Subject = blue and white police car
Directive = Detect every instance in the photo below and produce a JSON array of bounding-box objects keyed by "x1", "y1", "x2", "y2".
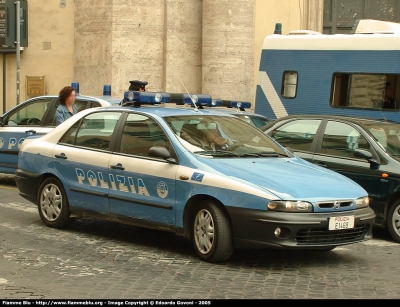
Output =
[
  {"x1": 15, "y1": 91, "x2": 375, "y2": 262},
  {"x1": 0, "y1": 84, "x2": 120, "y2": 174}
]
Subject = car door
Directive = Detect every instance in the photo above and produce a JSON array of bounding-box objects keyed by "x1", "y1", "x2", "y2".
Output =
[
  {"x1": 0, "y1": 97, "x2": 56, "y2": 173},
  {"x1": 52, "y1": 111, "x2": 123, "y2": 213},
  {"x1": 311, "y1": 120, "x2": 379, "y2": 198},
  {"x1": 108, "y1": 113, "x2": 178, "y2": 225},
  {"x1": 268, "y1": 119, "x2": 322, "y2": 161}
]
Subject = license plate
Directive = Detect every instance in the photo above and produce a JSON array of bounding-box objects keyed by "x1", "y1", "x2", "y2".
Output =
[{"x1": 328, "y1": 216, "x2": 354, "y2": 230}]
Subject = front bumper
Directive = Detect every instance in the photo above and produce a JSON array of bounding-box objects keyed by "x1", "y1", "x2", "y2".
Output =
[{"x1": 227, "y1": 206, "x2": 375, "y2": 249}]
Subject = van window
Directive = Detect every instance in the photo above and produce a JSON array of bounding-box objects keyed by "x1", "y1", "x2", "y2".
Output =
[
  {"x1": 282, "y1": 71, "x2": 298, "y2": 98},
  {"x1": 331, "y1": 73, "x2": 399, "y2": 111}
]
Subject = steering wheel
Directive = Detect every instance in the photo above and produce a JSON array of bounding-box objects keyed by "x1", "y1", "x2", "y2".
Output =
[{"x1": 27, "y1": 118, "x2": 41, "y2": 125}]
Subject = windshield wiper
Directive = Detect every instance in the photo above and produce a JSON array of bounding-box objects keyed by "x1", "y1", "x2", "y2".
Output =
[
  {"x1": 258, "y1": 152, "x2": 281, "y2": 157},
  {"x1": 239, "y1": 152, "x2": 284, "y2": 158},
  {"x1": 238, "y1": 153, "x2": 260, "y2": 157},
  {"x1": 194, "y1": 150, "x2": 239, "y2": 157}
]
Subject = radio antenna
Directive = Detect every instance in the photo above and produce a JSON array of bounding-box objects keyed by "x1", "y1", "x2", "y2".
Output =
[
  {"x1": 174, "y1": 69, "x2": 199, "y2": 110},
  {"x1": 79, "y1": 65, "x2": 102, "y2": 95}
]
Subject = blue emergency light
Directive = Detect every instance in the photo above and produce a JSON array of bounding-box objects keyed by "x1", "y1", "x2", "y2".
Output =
[
  {"x1": 71, "y1": 82, "x2": 80, "y2": 95},
  {"x1": 103, "y1": 84, "x2": 111, "y2": 96}
]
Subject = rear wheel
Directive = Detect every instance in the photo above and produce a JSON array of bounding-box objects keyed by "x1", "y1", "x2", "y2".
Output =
[
  {"x1": 37, "y1": 177, "x2": 75, "y2": 228},
  {"x1": 387, "y1": 199, "x2": 400, "y2": 243},
  {"x1": 191, "y1": 199, "x2": 234, "y2": 262}
]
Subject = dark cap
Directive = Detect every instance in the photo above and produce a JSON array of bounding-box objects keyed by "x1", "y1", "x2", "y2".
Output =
[{"x1": 129, "y1": 80, "x2": 148, "y2": 91}]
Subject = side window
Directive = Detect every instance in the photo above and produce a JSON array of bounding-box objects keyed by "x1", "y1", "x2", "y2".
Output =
[
  {"x1": 48, "y1": 99, "x2": 101, "y2": 126},
  {"x1": 322, "y1": 121, "x2": 369, "y2": 158},
  {"x1": 271, "y1": 119, "x2": 321, "y2": 151},
  {"x1": 59, "y1": 111, "x2": 122, "y2": 151},
  {"x1": 119, "y1": 114, "x2": 169, "y2": 157},
  {"x1": 281, "y1": 71, "x2": 298, "y2": 98},
  {"x1": 7, "y1": 98, "x2": 53, "y2": 126},
  {"x1": 332, "y1": 73, "x2": 399, "y2": 110}
]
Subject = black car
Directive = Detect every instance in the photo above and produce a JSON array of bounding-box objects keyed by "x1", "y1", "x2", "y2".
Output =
[{"x1": 262, "y1": 115, "x2": 400, "y2": 243}]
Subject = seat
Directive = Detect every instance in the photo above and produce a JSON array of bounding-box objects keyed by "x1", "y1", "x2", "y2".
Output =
[{"x1": 180, "y1": 123, "x2": 203, "y2": 146}]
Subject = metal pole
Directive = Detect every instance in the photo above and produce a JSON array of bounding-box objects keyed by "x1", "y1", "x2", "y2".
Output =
[
  {"x1": 3, "y1": 54, "x2": 6, "y2": 113},
  {"x1": 15, "y1": 0, "x2": 20, "y2": 104}
]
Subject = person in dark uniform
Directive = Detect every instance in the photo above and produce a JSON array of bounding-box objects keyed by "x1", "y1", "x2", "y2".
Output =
[
  {"x1": 120, "y1": 80, "x2": 149, "y2": 106},
  {"x1": 129, "y1": 80, "x2": 148, "y2": 92}
]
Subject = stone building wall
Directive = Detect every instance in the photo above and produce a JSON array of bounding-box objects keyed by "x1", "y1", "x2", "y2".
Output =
[
  {"x1": 202, "y1": 0, "x2": 254, "y2": 101},
  {"x1": 1, "y1": 0, "x2": 317, "y2": 112}
]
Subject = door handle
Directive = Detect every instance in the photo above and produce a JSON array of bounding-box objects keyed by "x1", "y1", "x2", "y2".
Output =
[
  {"x1": 55, "y1": 153, "x2": 67, "y2": 159},
  {"x1": 110, "y1": 163, "x2": 125, "y2": 170}
]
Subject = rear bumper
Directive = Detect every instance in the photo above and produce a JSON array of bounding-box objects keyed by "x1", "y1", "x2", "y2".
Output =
[{"x1": 14, "y1": 169, "x2": 43, "y2": 204}]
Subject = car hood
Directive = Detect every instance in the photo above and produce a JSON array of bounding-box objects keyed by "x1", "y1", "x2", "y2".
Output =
[{"x1": 201, "y1": 156, "x2": 366, "y2": 199}]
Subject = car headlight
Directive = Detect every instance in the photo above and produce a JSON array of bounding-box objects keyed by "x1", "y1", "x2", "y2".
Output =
[
  {"x1": 268, "y1": 200, "x2": 313, "y2": 212},
  {"x1": 356, "y1": 196, "x2": 369, "y2": 209}
]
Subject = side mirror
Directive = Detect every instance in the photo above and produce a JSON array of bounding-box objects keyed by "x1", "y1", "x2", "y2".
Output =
[
  {"x1": 149, "y1": 146, "x2": 177, "y2": 163},
  {"x1": 353, "y1": 149, "x2": 379, "y2": 164}
]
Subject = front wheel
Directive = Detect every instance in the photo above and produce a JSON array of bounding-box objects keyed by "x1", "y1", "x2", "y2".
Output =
[
  {"x1": 387, "y1": 199, "x2": 400, "y2": 243},
  {"x1": 37, "y1": 177, "x2": 75, "y2": 228},
  {"x1": 191, "y1": 199, "x2": 234, "y2": 262}
]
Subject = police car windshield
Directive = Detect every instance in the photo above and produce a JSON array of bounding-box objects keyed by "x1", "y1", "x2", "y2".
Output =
[{"x1": 165, "y1": 115, "x2": 286, "y2": 157}]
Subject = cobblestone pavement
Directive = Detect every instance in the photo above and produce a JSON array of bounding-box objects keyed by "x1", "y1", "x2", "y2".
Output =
[{"x1": 1, "y1": 173, "x2": 400, "y2": 300}]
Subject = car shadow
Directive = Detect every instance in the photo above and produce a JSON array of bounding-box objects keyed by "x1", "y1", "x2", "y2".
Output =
[
  {"x1": 371, "y1": 225, "x2": 394, "y2": 242},
  {"x1": 0, "y1": 173, "x2": 17, "y2": 187},
  {"x1": 56, "y1": 217, "x2": 390, "y2": 267}
]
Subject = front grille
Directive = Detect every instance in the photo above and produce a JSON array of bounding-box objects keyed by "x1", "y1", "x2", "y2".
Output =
[
  {"x1": 296, "y1": 224, "x2": 368, "y2": 244},
  {"x1": 316, "y1": 200, "x2": 353, "y2": 209}
]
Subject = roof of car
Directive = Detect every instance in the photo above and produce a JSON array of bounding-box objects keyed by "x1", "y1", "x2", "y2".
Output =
[
  {"x1": 210, "y1": 107, "x2": 258, "y2": 114},
  {"x1": 2, "y1": 94, "x2": 121, "y2": 116},
  {"x1": 212, "y1": 108, "x2": 269, "y2": 117},
  {"x1": 262, "y1": 114, "x2": 397, "y2": 130},
  {"x1": 93, "y1": 104, "x2": 239, "y2": 118}
]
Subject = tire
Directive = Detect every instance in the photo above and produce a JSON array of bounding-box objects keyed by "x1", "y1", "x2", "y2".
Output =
[
  {"x1": 387, "y1": 199, "x2": 400, "y2": 243},
  {"x1": 191, "y1": 199, "x2": 234, "y2": 262},
  {"x1": 37, "y1": 177, "x2": 75, "y2": 228}
]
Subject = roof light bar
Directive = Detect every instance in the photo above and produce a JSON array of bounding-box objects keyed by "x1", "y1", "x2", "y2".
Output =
[
  {"x1": 122, "y1": 91, "x2": 212, "y2": 106},
  {"x1": 164, "y1": 93, "x2": 213, "y2": 106},
  {"x1": 211, "y1": 99, "x2": 252, "y2": 109},
  {"x1": 121, "y1": 91, "x2": 249, "y2": 109}
]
